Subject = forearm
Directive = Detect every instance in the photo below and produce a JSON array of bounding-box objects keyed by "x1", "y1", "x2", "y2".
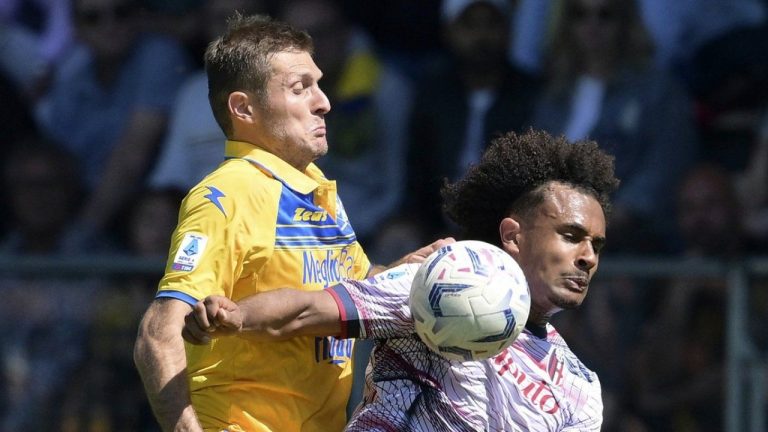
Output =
[
  {"x1": 134, "y1": 300, "x2": 202, "y2": 432},
  {"x1": 236, "y1": 288, "x2": 341, "y2": 340}
]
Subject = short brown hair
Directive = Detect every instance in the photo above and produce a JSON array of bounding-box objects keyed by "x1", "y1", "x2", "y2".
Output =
[{"x1": 204, "y1": 13, "x2": 313, "y2": 136}]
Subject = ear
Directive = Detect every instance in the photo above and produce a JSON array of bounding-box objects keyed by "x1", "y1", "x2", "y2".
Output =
[
  {"x1": 228, "y1": 91, "x2": 257, "y2": 126},
  {"x1": 499, "y1": 217, "x2": 522, "y2": 256}
]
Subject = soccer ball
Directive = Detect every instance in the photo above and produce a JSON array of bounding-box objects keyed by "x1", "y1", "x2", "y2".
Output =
[{"x1": 410, "y1": 240, "x2": 530, "y2": 362}]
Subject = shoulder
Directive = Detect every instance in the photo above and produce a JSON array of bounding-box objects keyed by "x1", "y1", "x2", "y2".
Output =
[{"x1": 182, "y1": 160, "x2": 282, "y2": 218}]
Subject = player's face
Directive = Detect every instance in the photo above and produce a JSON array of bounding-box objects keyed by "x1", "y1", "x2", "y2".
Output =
[
  {"x1": 513, "y1": 184, "x2": 606, "y2": 320},
  {"x1": 258, "y1": 50, "x2": 331, "y2": 170}
]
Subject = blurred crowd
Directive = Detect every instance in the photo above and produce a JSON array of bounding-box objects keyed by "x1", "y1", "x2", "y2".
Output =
[{"x1": 0, "y1": 0, "x2": 767, "y2": 430}]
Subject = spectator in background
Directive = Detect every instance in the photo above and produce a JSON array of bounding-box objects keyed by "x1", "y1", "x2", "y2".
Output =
[
  {"x1": 279, "y1": 0, "x2": 414, "y2": 251},
  {"x1": 735, "y1": 111, "x2": 768, "y2": 249},
  {"x1": 0, "y1": 139, "x2": 102, "y2": 429},
  {"x1": 0, "y1": 74, "x2": 37, "y2": 236},
  {"x1": 507, "y1": 0, "x2": 554, "y2": 73},
  {"x1": 628, "y1": 162, "x2": 749, "y2": 431},
  {"x1": 339, "y1": 0, "x2": 443, "y2": 83},
  {"x1": 137, "y1": 0, "x2": 209, "y2": 67},
  {"x1": 533, "y1": 0, "x2": 698, "y2": 253},
  {"x1": 123, "y1": 188, "x2": 186, "y2": 256},
  {"x1": 0, "y1": 138, "x2": 85, "y2": 254},
  {"x1": 674, "y1": 164, "x2": 752, "y2": 257},
  {"x1": 57, "y1": 188, "x2": 184, "y2": 432},
  {"x1": 636, "y1": 0, "x2": 767, "y2": 80},
  {"x1": 149, "y1": 0, "x2": 266, "y2": 192},
  {"x1": 0, "y1": 0, "x2": 74, "y2": 97},
  {"x1": 405, "y1": 0, "x2": 540, "y2": 240},
  {"x1": 34, "y1": 0, "x2": 192, "y2": 250}
]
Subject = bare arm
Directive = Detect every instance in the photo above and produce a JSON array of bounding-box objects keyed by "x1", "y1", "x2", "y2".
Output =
[
  {"x1": 134, "y1": 298, "x2": 202, "y2": 432},
  {"x1": 183, "y1": 289, "x2": 342, "y2": 345}
]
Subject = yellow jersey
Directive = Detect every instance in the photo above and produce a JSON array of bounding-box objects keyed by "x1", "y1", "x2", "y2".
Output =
[{"x1": 156, "y1": 140, "x2": 371, "y2": 432}]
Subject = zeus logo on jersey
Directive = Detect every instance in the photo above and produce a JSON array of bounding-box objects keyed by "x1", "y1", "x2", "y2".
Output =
[
  {"x1": 302, "y1": 248, "x2": 355, "y2": 287},
  {"x1": 171, "y1": 233, "x2": 208, "y2": 271},
  {"x1": 314, "y1": 336, "x2": 353, "y2": 365},
  {"x1": 294, "y1": 207, "x2": 328, "y2": 222}
]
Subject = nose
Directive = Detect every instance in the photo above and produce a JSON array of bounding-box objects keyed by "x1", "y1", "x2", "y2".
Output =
[
  {"x1": 313, "y1": 86, "x2": 331, "y2": 115},
  {"x1": 576, "y1": 242, "x2": 598, "y2": 271}
]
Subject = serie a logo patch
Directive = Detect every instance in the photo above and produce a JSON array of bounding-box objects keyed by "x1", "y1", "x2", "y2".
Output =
[{"x1": 171, "y1": 233, "x2": 208, "y2": 271}]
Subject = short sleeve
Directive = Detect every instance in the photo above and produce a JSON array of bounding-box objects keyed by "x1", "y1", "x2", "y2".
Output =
[
  {"x1": 326, "y1": 263, "x2": 419, "y2": 340},
  {"x1": 156, "y1": 172, "x2": 277, "y2": 302}
]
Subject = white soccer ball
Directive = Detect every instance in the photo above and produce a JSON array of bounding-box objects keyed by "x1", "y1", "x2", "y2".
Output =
[{"x1": 410, "y1": 240, "x2": 530, "y2": 362}]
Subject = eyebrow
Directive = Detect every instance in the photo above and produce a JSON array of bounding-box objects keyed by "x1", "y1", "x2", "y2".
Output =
[{"x1": 563, "y1": 223, "x2": 606, "y2": 250}]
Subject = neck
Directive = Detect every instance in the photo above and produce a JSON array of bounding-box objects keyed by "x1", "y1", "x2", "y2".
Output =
[{"x1": 524, "y1": 321, "x2": 548, "y2": 339}]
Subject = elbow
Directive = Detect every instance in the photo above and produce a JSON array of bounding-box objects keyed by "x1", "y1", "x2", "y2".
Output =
[{"x1": 133, "y1": 318, "x2": 153, "y2": 372}]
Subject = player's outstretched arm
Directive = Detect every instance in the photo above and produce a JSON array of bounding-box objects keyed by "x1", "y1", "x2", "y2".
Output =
[
  {"x1": 368, "y1": 236, "x2": 455, "y2": 276},
  {"x1": 183, "y1": 289, "x2": 342, "y2": 344},
  {"x1": 134, "y1": 298, "x2": 203, "y2": 432}
]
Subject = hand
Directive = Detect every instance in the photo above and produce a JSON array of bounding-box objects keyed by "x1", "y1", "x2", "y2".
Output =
[
  {"x1": 391, "y1": 237, "x2": 456, "y2": 266},
  {"x1": 182, "y1": 296, "x2": 243, "y2": 345}
]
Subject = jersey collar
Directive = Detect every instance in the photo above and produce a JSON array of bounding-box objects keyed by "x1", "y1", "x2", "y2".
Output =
[{"x1": 224, "y1": 140, "x2": 328, "y2": 195}]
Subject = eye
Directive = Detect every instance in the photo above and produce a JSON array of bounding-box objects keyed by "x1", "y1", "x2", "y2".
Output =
[{"x1": 592, "y1": 239, "x2": 605, "y2": 255}]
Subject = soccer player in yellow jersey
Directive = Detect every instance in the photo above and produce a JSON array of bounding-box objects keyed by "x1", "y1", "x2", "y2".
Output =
[{"x1": 133, "y1": 14, "x2": 448, "y2": 432}]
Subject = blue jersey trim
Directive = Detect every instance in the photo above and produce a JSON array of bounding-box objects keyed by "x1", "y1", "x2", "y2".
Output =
[{"x1": 156, "y1": 290, "x2": 199, "y2": 306}]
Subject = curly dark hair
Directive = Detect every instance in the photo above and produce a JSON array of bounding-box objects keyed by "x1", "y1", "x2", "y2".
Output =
[{"x1": 441, "y1": 129, "x2": 619, "y2": 244}]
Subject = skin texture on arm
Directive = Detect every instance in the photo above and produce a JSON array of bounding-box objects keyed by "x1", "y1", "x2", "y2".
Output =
[
  {"x1": 134, "y1": 298, "x2": 203, "y2": 432},
  {"x1": 184, "y1": 238, "x2": 455, "y2": 344},
  {"x1": 183, "y1": 289, "x2": 342, "y2": 344}
]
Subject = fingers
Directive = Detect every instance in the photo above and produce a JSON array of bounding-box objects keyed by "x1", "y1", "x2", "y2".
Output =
[
  {"x1": 183, "y1": 301, "x2": 213, "y2": 345},
  {"x1": 407, "y1": 237, "x2": 457, "y2": 264},
  {"x1": 431, "y1": 237, "x2": 456, "y2": 250},
  {"x1": 182, "y1": 296, "x2": 244, "y2": 345},
  {"x1": 205, "y1": 296, "x2": 242, "y2": 330},
  {"x1": 182, "y1": 324, "x2": 210, "y2": 345}
]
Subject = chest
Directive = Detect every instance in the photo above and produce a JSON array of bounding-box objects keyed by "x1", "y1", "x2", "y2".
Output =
[
  {"x1": 487, "y1": 345, "x2": 602, "y2": 430},
  {"x1": 243, "y1": 189, "x2": 364, "y2": 292}
]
